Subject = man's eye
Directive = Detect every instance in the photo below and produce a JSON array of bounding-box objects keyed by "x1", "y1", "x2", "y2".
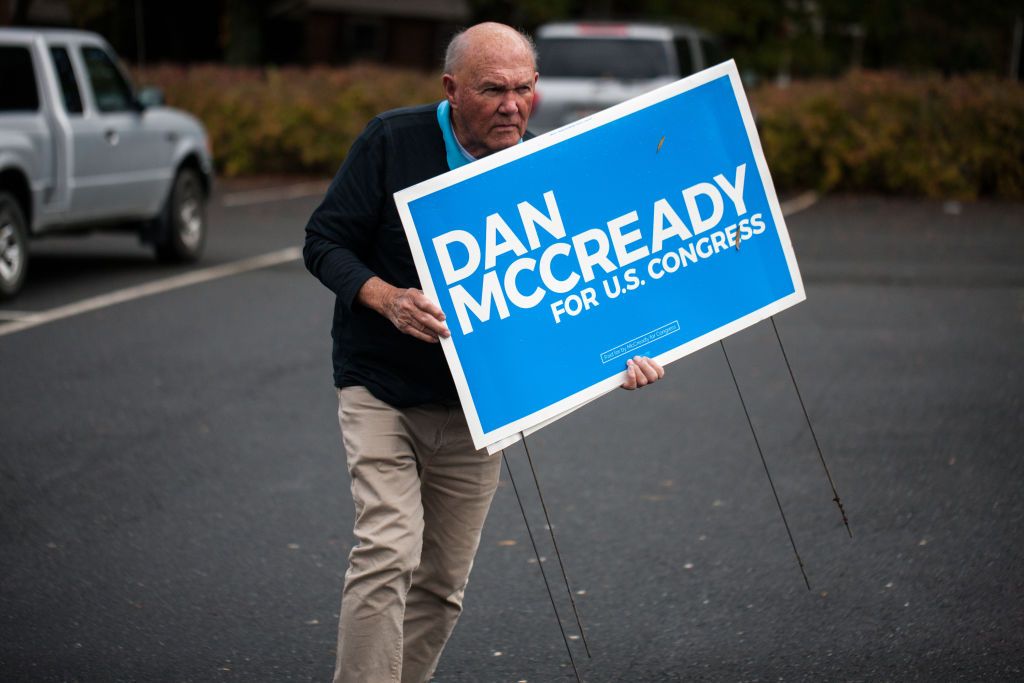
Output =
[{"x1": 516, "y1": 86, "x2": 532, "y2": 94}]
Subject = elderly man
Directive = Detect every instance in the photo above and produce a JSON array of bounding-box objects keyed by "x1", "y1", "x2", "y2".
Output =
[{"x1": 304, "y1": 22, "x2": 664, "y2": 683}]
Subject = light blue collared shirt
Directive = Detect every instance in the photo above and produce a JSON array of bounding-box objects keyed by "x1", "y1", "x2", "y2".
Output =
[{"x1": 436, "y1": 100, "x2": 476, "y2": 170}]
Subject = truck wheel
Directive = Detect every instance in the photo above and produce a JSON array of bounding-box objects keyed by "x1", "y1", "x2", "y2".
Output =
[
  {"x1": 155, "y1": 167, "x2": 206, "y2": 263},
  {"x1": 0, "y1": 191, "x2": 29, "y2": 300}
]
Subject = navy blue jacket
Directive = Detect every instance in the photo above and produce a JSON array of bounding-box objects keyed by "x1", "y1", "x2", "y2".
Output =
[{"x1": 303, "y1": 102, "x2": 459, "y2": 407}]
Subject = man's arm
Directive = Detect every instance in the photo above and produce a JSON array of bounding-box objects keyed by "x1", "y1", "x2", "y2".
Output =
[
  {"x1": 303, "y1": 118, "x2": 386, "y2": 311},
  {"x1": 303, "y1": 116, "x2": 456, "y2": 346}
]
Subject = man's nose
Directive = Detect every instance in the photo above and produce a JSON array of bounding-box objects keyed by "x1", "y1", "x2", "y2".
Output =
[{"x1": 498, "y1": 92, "x2": 519, "y2": 115}]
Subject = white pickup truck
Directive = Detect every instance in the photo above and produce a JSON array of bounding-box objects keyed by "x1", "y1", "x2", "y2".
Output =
[{"x1": 0, "y1": 28, "x2": 213, "y2": 299}]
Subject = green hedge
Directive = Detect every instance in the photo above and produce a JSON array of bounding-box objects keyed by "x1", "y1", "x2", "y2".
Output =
[
  {"x1": 753, "y1": 72, "x2": 1024, "y2": 199},
  {"x1": 136, "y1": 64, "x2": 440, "y2": 177},
  {"x1": 137, "y1": 66, "x2": 1024, "y2": 199}
]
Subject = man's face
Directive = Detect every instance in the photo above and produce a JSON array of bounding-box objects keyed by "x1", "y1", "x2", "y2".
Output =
[{"x1": 443, "y1": 48, "x2": 538, "y2": 159}]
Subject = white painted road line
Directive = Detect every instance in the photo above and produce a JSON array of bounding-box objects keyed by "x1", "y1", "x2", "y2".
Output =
[
  {"x1": 221, "y1": 181, "x2": 330, "y2": 207},
  {"x1": 781, "y1": 191, "x2": 819, "y2": 217},
  {"x1": 0, "y1": 310, "x2": 47, "y2": 322},
  {"x1": 0, "y1": 246, "x2": 302, "y2": 338}
]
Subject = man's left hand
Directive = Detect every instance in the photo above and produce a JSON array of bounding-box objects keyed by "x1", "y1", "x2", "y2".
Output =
[{"x1": 621, "y1": 356, "x2": 665, "y2": 390}]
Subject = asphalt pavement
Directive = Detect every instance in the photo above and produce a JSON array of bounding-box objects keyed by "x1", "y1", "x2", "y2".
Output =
[{"x1": 1, "y1": 184, "x2": 1022, "y2": 682}]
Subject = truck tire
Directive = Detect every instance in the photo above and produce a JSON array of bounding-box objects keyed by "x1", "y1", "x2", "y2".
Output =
[
  {"x1": 155, "y1": 167, "x2": 206, "y2": 263},
  {"x1": 0, "y1": 191, "x2": 29, "y2": 300}
]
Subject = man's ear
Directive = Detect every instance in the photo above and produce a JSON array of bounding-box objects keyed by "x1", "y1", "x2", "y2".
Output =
[{"x1": 442, "y1": 74, "x2": 457, "y2": 107}]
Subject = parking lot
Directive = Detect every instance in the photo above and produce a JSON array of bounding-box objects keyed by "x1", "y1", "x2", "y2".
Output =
[{"x1": 2, "y1": 185, "x2": 1022, "y2": 681}]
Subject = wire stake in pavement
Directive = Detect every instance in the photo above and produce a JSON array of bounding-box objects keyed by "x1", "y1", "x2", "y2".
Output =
[
  {"x1": 502, "y1": 450, "x2": 584, "y2": 683},
  {"x1": 522, "y1": 435, "x2": 592, "y2": 658},
  {"x1": 719, "y1": 341, "x2": 812, "y2": 591},
  {"x1": 770, "y1": 316, "x2": 853, "y2": 538}
]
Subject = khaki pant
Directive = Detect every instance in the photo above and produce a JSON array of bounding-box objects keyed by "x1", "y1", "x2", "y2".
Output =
[{"x1": 333, "y1": 386, "x2": 502, "y2": 683}]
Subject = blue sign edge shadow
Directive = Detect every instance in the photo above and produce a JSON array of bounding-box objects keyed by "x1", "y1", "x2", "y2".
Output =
[{"x1": 394, "y1": 60, "x2": 806, "y2": 451}]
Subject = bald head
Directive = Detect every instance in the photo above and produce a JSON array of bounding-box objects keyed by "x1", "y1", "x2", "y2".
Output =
[
  {"x1": 444, "y1": 22, "x2": 537, "y2": 76},
  {"x1": 441, "y1": 22, "x2": 539, "y2": 159}
]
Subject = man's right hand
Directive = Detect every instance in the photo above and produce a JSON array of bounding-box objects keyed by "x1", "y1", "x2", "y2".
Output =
[{"x1": 358, "y1": 276, "x2": 450, "y2": 344}]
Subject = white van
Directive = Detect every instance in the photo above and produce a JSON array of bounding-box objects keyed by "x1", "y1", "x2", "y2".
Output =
[{"x1": 530, "y1": 22, "x2": 723, "y2": 134}]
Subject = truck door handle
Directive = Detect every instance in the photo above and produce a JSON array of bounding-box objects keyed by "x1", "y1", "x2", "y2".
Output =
[{"x1": 104, "y1": 129, "x2": 120, "y2": 146}]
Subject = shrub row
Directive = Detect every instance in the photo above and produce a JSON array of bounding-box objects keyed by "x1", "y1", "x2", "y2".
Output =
[
  {"x1": 136, "y1": 66, "x2": 1024, "y2": 199},
  {"x1": 136, "y1": 65, "x2": 440, "y2": 177},
  {"x1": 753, "y1": 71, "x2": 1024, "y2": 200}
]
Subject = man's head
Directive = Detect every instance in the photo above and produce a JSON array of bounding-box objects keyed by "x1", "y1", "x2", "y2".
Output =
[{"x1": 442, "y1": 23, "x2": 538, "y2": 159}]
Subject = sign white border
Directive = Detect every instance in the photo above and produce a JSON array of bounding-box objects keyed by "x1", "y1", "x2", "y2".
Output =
[{"x1": 395, "y1": 60, "x2": 805, "y2": 451}]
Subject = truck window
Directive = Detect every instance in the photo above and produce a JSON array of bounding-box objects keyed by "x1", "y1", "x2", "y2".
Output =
[
  {"x1": 0, "y1": 46, "x2": 40, "y2": 112},
  {"x1": 50, "y1": 46, "x2": 84, "y2": 115},
  {"x1": 81, "y1": 46, "x2": 134, "y2": 113},
  {"x1": 673, "y1": 37, "x2": 694, "y2": 75},
  {"x1": 700, "y1": 39, "x2": 725, "y2": 68},
  {"x1": 537, "y1": 38, "x2": 671, "y2": 80}
]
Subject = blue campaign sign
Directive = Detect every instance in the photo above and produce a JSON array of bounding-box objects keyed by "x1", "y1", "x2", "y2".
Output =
[{"x1": 395, "y1": 61, "x2": 804, "y2": 451}]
